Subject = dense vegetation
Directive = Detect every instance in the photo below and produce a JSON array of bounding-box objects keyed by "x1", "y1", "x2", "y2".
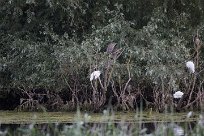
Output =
[{"x1": 1, "y1": 0, "x2": 204, "y2": 112}]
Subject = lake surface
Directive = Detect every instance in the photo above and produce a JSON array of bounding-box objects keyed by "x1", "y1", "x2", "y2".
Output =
[{"x1": 0, "y1": 111, "x2": 200, "y2": 135}]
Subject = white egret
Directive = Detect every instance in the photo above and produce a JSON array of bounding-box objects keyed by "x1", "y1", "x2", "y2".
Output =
[
  {"x1": 187, "y1": 111, "x2": 193, "y2": 118},
  {"x1": 173, "y1": 91, "x2": 184, "y2": 99},
  {"x1": 90, "y1": 71, "x2": 101, "y2": 81},
  {"x1": 186, "y1": 61, "x2": 195, "y2": 73}
]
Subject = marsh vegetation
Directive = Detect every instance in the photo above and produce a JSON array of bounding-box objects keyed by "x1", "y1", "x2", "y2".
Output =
[
  {"x1": 1, "y1": 0, "x2": 204, "y2": 135},
  {"x1": 1, "y1": 0, "x2": 204, "y2": 112}
]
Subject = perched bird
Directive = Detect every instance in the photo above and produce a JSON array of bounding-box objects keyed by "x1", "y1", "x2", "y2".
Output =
[
  {"x1": 173, "y1": 91, "x2": 184, "y2": 99},
  {"x1": 106, "y1": 42, "x2": 117, "y2": 54},
  {"x1": 186, "y1": 111, "x2": 193, "y2": 118},
  {"x1": 194, "y1": 35, "x2": 201, "y2": 51},
  {"x1": 90, "y1": 71, "x2": 101, "y2": 81},
  {"x1": 106, "y1": 42, "x2": 122, "y2": 60},
  {"x1": 186, "y1": 61, "x2": 195, "y2": 73},
  {"x1": 195, "y1": 36, "x2": 201, "y2": 46}
]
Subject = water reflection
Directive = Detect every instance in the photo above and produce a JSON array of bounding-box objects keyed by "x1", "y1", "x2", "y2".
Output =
[{"x1": 0, "y1": 121, "x2": 197, "y2": 135}]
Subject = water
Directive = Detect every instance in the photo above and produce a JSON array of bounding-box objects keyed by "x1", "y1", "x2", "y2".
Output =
[
  {"x1": 0, "y1": 121, "x2": 197, "y2": 135},
  {"x1": 0, "y1": 111, "x2": 200, "y2": 135}
]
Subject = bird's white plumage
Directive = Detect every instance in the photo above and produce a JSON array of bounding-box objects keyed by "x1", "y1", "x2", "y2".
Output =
[
  {"x1": 90, "y1": 71, "x2": 101, "y2": 81},
  {"x1": 173, "y1": 91, "x2": 184, "y2": 99},
  {"x1": 187, "y1": 111, "x2": 193, "y2": 118},
  {"x1": 186, "y1": 61, "x2": 195, "y2": 73}
]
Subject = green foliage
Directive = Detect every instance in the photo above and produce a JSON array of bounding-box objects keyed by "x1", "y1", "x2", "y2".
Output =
[
  {"x1": 127, "y1": 8, "x2": 190, "y2": 84},
  {"x1": 6, "y1": 39, "x2": 58, "y2": 88},
  {"x1": 1, "y1": 0, "x2": 204, "y2": 111}
]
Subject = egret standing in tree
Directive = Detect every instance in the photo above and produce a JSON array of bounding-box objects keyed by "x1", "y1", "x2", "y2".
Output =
[
  {"x1": 90, "y1": 70, "x2": 101, "y2": 81},
  {"x1": 173, "y1": 91, "x2": 184, "y2": 99},
  {"x1": 90, "y1": 70, "x2": 104, "y2": 88},
  {"x1": 186, "y1": 61, "x2": 195, "y2": 73}
]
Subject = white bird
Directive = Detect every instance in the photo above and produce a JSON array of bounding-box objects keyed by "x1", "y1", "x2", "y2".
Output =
[
  {"x1": 187, "y1": 111, "x2": 193, "y2": 118},
  {"x1": 90, "y1": 71, "x2": 101, "y2": 81},
  {"x1": 186, "y1": 61, "x2": 195, "y2": 73},
  {"x1": 173, "y1": 91, "x2": 184, "y2": 98}
]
